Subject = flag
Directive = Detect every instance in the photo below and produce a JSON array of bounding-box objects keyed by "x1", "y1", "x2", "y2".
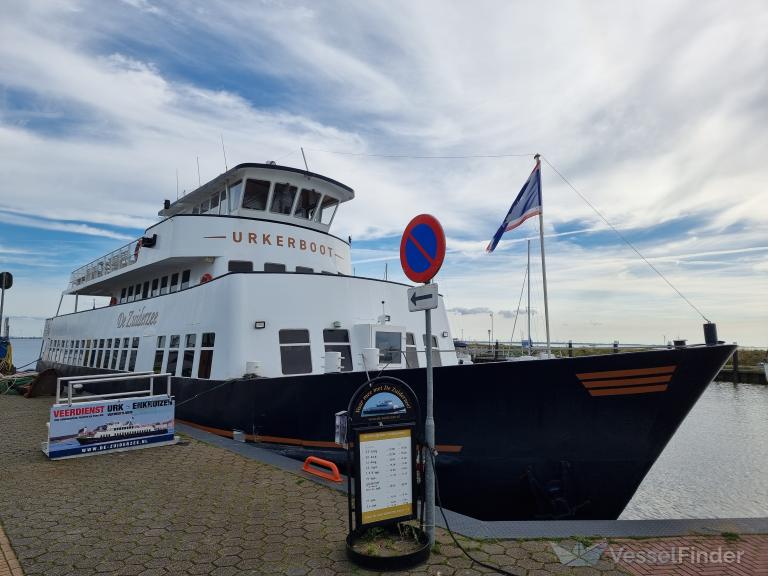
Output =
[{"x1": 486, "y1": 158, "x2": 542, "y2": 253}]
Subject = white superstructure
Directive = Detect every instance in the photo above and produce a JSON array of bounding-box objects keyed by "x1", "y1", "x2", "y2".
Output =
[{"x1": 41, "y1": 163, "x2": 458, "y2": 380}]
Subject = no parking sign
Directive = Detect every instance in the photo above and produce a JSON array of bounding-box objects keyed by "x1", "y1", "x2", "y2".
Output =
[{"x1": 399, "y1": 214, "x2": 446, "y2": 284}]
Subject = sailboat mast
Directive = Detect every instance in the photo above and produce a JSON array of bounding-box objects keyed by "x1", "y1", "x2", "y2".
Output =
[
  {"x1": 535, "y1": 153, "x2": 552, "y2": 356},
  {"x1": 527, "y1": 239, "x2": 531, "y2": 353}
]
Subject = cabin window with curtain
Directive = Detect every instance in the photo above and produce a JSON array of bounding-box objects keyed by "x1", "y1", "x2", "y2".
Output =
[
  {"x1": 375, "y1": 331, "x2": 402, "y2": 364},
  {"x1": 294, "y1": 188, "x2": 321, "y2": 220},
  {"x1": 422, "y1": 334, "x2": 442, "y2": 367},
  {"x1": 319, "y1": 196, "x2": 339, "y2": 225},
  {"x1": 166, "y1": 335, "x2": 180, "y2": 375},
  {"x1": 198, "y1": 332, "x2": 215, "y2": 379},
  {"x1": 228, "y1": 180, "x2": 243, "y2": 212},
  {"x1": 270, "y1": 183, "x2": 298, "y2": 214},
  {"x1": 120, "y1": 287, "x2": 127, "y2": 304},
  {"x1": 180, "y1": 270, "x2": 190, "y2": 290},
  {"x1": 323, "y1": 329, "x2": 352, "y2": 372},
  {"x1": 181, "y1": 333, "x2": 195, "y2": 377},
  {"x1": 405, "y1": 333, "x2": 419, "y2": 368},
  {"x1": 279, "y1": 329, "x2": 312, "y2": 375},
  {"x1": 170, "y1": 273, "x2": 179, "y2": 293},
  {"x1": 160, "y1": 276, "x2": 168, "y2": 295},
  {"x1": 242, "y1": 179, "x2": 271, "y2": 210},
  {"x1": 151, "y1": 278, "x2": 159, "y2": 297}
]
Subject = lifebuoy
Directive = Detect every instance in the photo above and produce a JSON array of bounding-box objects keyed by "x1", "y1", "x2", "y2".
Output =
[
  {"x1": 109, "y1": 296, "x2": 117, "y2": 306},
  {"x1": 200, "y1": 273, "x2": 213, "y2": 283}
]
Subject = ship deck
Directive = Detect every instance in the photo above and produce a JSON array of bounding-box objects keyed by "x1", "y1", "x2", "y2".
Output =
[{"x1": 1, "y1": 394, "x2": 766, "y2": 576}]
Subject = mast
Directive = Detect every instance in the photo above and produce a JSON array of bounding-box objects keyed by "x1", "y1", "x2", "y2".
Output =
[
  {"x1": 527, "y1": 239, "x2": 531, "y2": 354},
  {"x1": 535, "y1": 153, "x2": 552, "y2": 356}
]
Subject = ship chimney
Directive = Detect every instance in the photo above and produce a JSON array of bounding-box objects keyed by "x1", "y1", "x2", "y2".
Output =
[{"x1": 703, "y1": 322, "x2": 718, "y2": 345}]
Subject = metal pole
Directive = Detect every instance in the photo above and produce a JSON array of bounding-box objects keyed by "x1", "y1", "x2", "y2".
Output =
[
  {"x1": 0, "y1": 286, "x2": 5, "y2": 339},
  {"x1": 424, "y1": 289, "x2": 435, "y2": 547},
  {"x1": 74, "y1": 294, "x2": 79, "y2": 313},
  {"x1": 536, "y1": 154, "x2": 552, "y2": 357},
  {"x1": 527, "y1": 240, "x2": 531, "y2": 353}
]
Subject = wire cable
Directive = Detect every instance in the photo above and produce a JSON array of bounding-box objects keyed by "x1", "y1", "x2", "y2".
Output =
[{"x1": 541, "y1": 156, "x2": 711, "y2": 323}]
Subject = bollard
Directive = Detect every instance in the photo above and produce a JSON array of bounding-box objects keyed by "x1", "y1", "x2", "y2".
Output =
[
  {"x1": 732, "y1": 344, "x2": 739, "y2": 384},
  {"x1": 568, "y1": 340, "x2": 573, "y2": 357}
]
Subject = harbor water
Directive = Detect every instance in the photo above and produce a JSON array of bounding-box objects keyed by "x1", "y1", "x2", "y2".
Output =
[{"x1": 9, "y1": 338, "x2": 768, "y2": 520}]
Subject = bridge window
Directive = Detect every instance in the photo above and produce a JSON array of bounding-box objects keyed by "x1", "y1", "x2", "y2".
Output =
[
  {"x1": 180, "y1": 269, "x2": 190, "y2": 290},
  {"x1": 134, "y1": 283, "x2": 142, "y2": 300},
  {"x1": 319, "y1": 196, "x2": 339, "y2": 224},
  {"x1": 209, "y1": 193, "x2": 220, "y2": 214},
  {"x1": 200, "y1": 199, "x2": 209, "y2": 214},
  {"x1": 294, "y1": 188, "x2": 321, "y2": 220},
  {"x1": 264, "y1": 263, "x2": 286, "y2": 272},
  {"x1": 160, "y1": 276, "x2": 168, "y2": 295},
  {"x1": 323, "y1": 329, "x2": 352, "y2": 372},
  {"x1": 270, "y1": 183, "x2": 297, "y2": 215},
  {"x1": 422, "y1": 334, "x2": 442, "y2": 367},
  {"x1": 405, "y1": 333, "x2": 419, "y2": 368},
  {"x1": 242, "y1": 179, "x2": 270, "y2": 211},
  {"x1": 228, "y1": 260, "x2": 253, "y2": 273},
  {"x1": 219, "y1": 189, "x2": 228, "y2": 216},
  {"x1": 120, "y1": 287, "x2": 127, "y2": 304},
  {"x1": 228, "y1": 180, "x2": 243, "y2": 212},
  {"x1": 151, "y1": 278, "x2": 159, "y2": 297},
  {"x1": 279, "y1": 329, "x2": 312, "y2": 375},
  {"x1": 127, "y1": 285, "x2": 134, "y2": 302},
  {"x1": 376, "y1": 331, "x2": 402, "y2": 365},
  {"x1": 170, "y1": 273, "x2": 179, "y2": 293}
]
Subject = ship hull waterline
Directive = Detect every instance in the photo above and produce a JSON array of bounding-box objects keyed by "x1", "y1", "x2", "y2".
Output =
[{"x1": 39, "y1": 343, "x2": 734, "y2": 521}]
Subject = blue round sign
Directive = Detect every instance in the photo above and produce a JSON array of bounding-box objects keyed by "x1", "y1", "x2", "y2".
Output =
[{"x1": 399, "y1": 214, "x2": 446, "y2": 283}]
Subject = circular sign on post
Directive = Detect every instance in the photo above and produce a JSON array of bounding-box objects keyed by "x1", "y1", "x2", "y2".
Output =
[{"x1": 399, "y1": 214, "x2": 446, "y2": 284}]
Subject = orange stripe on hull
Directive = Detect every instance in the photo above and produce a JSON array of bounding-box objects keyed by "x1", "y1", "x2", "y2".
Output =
[
  {"x1": 577, "y1": 365, "x2": 676, "y2": 380},
  {"x1": 582, "y1": 375, "x2": 672, "y2": 389},
  {"x1": 176, "y1": 419, "x2": 463, "y2": 453},
  {"x1": 588, "y1": 384, "x2": 668, "y2": 397}
]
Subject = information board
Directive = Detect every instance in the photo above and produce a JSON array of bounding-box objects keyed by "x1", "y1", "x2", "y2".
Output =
[
  {"x1": 358, "y1": 428, "x2": 414, "y2": 525},
  {"x1": 44, "y1": 394, "x2": 175, "y2": 459}
]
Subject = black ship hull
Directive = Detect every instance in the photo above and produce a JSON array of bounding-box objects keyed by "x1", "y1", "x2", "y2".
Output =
[{"x1": 40, "y1": 343, "x2": 734, "y2": 520}]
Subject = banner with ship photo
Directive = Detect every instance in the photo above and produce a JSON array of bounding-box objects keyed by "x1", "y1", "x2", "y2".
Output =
[{"x1": 45, "y1": 395, "x2": 175, "y2": 459}]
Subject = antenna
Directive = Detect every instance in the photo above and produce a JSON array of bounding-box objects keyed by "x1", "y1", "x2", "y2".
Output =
[
  {"x1": 301, "y1": 147, "x2": 310, "y2": 174},
  {"x1": 196, "y1": 156, "x2": 201, "y2": 187},
  {"x1": 220, "y1": 134, "x2": 228, "y2": 171},
  {"x1": 175, "y1": 169, "x2": 179, "y2": 200}
]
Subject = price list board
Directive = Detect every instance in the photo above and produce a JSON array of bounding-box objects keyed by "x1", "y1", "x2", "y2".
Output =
[{"x1": 357, "y1": 428, "x2": 414, "y2": 526}]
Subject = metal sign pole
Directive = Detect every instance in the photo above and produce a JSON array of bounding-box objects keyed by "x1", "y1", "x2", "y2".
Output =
[
  {"x1": 424, "y1": 285, "x2": 435, "y2": 546},
  {"x1": 0, "y1": 286, "x2": 5, "y2": 338}
]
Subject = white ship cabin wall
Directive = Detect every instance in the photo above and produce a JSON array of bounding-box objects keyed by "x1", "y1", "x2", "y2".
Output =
[{"x1": 42, "y1": 164, "x2": 458, "y2": 380}]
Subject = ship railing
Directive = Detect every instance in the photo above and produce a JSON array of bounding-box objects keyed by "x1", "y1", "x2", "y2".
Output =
[
  {"x1": 67, "y1": 238, "x2": 141, "y2": 292},
  {"x1": 56, "y1": 371, "x2": 172, "y2": 406}
]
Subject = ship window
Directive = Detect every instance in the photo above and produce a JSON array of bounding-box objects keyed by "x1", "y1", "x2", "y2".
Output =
[
  {"x1": 142, "y1": 282, "x2": 149, "y2": 299},
  {"x1": 200, "y1": 199, "x2": 209, "y2": 214},
  {"x1": 264, "y1": 263, "x2": 286, "y2": 272},
  {"x1": 192, "y1": 206, "x2": 199, "y2": 214},
  {"x1": 127, "y1": 285, "x2": 134, "y2": 302},
  {"x1": 228, "y1": 180, "x2": 243, "y2": 212},
  {"x1": 170, "y1": 273, "x2": 179, "y2": 292},
  {"x1": 160, "y1": 276, "x2": 168, "y2": 295},
  {"x1": 119, "y1": 349, "x2": 128, "y2": 371},
  {"x1": 422, "y1": 334, "x2": 442, "y2": 367},
  {"x1": 132, "y1": 337, "x2": 140, "y2": 348},
  {"x1": 157, "y1": 336, "x2": 165, "y2": 348},
  {"x1": 209, "y1": 193, "x2": 219, "y2": 214},
  {"x1": 153, "y1": 350, "x2": 164, "y2": 374},
  {"x1": 296, "y1": 266, "x2": 313, "y2": 274},
  {"x1": 279, "y1": 329, "x2": 312, "y2": 375},
  {"x1": 110, "y1": 340, "x2": 119, "y2": 370},
  {"x1": 242, "y1": 179, "x2": 270, "y2": 211},
  {"x1": 166, "y1": 350, "x2": 178, "y2": 376},
  {"x1": 134, "y1": 283, "x2": 142, "y2": 300},
  {"x1": 319, "y1": 196, "x2": 339, "y2": 225},
  {"x1": 96, "y1": 350, "x2": 103, "y2": 368},
  {"x1": 181, "y1": 270, "x2": 190, "y2": 290},
  {"x1": 185, "y1": 334, "x2": 196, "y2": 348},
  {"x1": 120, "y1": 287, "x2": 127, "y2": 304},
  {"x1": 228, "y1": 260, "x2": 253, "y2": 273},
  {"x1": 405, "y1": 332, "x2": 419, "y2": 368},
  {"x1": 270, "y1": 183, "x2": 297, "y2": 215},
  {"x1": 151, "y1": 278, "x2": 159, "y2": 297},
  {"x1": 84, "y1": 340, "x2": 91, "y2": 367},
  {"x1": 129, "y1": 349, "x2": 137, "y2": 371},
  {"x1": 198, "y1": 350, "x2": 213, "y2": 379},
  {"x1": 375, "y1": 331, "x2": 402, "y2": 365},
  {"x1": 103, "y1": 349, "x2": 111, "y2": 369},
  {"x1": 202, "y1": 332, "x2": 215, "y2": 347},
  {"x1": 99, "y1": 339, "x2": 105, "y2": 348},
  {"x1": 170, "y1": 335, "x2": 180, "y2": 348},
  {"x1": 294, "y1": 188, "x2": 321, "y2": 220},
  {"x1": 181, "y1": 350, "x2": 194, "y2": 377},
  {"x1": 219, "y1": 189, "x2": 228, "y2": 216},
  {"x1": 323, "y1": 329, "x2": 352, "y2": 372},
  {"x1": 123, "y1": 337, "x2": 130, "y2": 347}
]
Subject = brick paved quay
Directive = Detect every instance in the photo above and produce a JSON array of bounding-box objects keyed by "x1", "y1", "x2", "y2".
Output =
[{"x1": 0, "y1": 395, "x2": 766, "y2": 576}]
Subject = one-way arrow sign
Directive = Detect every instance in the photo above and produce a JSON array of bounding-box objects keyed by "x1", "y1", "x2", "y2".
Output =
[{"x1": 407, "y1": 283, "x2": 438, "y2": 312}]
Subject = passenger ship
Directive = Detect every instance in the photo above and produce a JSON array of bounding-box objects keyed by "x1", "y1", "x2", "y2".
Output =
[{"x1": 38, "y1": 162, "x2": 735, "y2": 520}]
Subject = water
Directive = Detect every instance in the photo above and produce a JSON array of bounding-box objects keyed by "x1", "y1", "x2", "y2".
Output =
[{"x1": 8, "y1": 338, "x2": 768, "y2": 518}]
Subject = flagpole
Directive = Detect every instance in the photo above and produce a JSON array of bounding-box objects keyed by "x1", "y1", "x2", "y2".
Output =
[{"x1": 535, "y1": 153, "x2": 552, "y2": 356}]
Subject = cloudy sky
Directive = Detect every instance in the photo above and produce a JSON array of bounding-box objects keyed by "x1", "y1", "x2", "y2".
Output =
[{"x1": 1, "y1": 0, "x2": 766, "y2": 345}]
